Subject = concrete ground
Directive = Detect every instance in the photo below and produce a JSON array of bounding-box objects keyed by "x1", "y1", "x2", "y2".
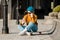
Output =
[{"x1": 0, "y1": 19, "x2": 60, "y2": 40}]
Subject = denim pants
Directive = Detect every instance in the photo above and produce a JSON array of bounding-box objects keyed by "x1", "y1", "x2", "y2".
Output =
[{"x1": 18, "y1": 22, "x2": 38, "y2": 32}]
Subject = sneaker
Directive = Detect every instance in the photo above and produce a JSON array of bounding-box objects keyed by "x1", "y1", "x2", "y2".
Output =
[
  {"x1": 18, "y1": 32, "x2": 25, "y2": 36},
  {"x1": 18, "y1": 28, "x2": 27, "y2": 36},
  {"x1": 26, "y1": 32, "x2": 32, "y2": 36}
]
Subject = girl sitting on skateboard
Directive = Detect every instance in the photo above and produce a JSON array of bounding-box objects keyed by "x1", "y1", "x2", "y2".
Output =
[{"x1": 18, "y1": 6, "x2": 38, "y2": 36}]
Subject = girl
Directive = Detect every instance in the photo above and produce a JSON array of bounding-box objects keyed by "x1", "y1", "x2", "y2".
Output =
[{"x1": 18, "y1": 6, "x2": 38, "y2": 36}]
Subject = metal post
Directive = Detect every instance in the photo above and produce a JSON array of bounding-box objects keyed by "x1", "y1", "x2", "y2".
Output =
[
  {"x1": 16, "y1": 0, "x2": 19, "y2": 24},
  {"x1": 2, "y1": 0, "x2": 9, "y2": 34}
]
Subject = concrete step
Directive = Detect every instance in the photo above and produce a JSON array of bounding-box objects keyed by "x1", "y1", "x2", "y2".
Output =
[{"x1": 44, "y1": 16, "x2": 56, "y2": 19}]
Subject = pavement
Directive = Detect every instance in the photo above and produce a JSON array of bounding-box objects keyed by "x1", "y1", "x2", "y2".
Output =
[{"x1": 0, "y1": 19, "x2": 60, "y2": 40}]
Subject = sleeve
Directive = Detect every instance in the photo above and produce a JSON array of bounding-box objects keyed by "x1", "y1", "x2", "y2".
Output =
[
  {"x1": 23, "y1": 15, "x2": 27, "y2": 22},
  {"x1": 35, "y1": 15, "x2": 38, "y2": 25},
  {"x1": 35, "y1": 15, "x2": 37, "y2": 22},
  {"x1": 19, "y1": 15, "x2": 27, "y2": 25},
  {"x1": 31, "y1": 14, "x2": 38, "y2": 24}
]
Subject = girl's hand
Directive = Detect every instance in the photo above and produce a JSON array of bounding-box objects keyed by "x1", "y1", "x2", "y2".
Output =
[
  {"x1": 19, "y1": 19, "x2": 25, "y2": 25},
  {"x1": 30, "y1": 13, "x2": 34, "y2": 17},
  {"x1": 21, "y1": 19, "x2": 25, "y2": 24}
]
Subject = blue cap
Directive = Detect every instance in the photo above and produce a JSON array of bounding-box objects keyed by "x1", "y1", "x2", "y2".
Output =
[{"x1": 27, "y1": 6, "x2": 34, "y2": 12}]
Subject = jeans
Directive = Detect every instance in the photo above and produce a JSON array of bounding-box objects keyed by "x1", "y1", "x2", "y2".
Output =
[{"x1": 18, "y1": 22, "x2": 38, "y2": 32}]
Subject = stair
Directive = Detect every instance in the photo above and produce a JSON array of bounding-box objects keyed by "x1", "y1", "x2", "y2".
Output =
[{"x1": 44, "y1": 16, "x2": 56, "y2": 19}]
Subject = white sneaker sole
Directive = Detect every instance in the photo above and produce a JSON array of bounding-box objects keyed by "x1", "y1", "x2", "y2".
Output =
[{"x1": 26, "y1": 32, "x2": 32, "y2": 36}]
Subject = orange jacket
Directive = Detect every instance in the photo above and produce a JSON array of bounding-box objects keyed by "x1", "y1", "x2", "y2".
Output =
[{"x1": 23, "y1": 14, "x2": 38, "y2": 25}]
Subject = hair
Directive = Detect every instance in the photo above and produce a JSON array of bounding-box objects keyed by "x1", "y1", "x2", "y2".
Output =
[{"x1": 24, "y1": 11, "x2": 28, "y2": 15}]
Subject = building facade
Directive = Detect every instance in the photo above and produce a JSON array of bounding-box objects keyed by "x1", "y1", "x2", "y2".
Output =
[{"x1": 0, "y1": 0, "x2": 60, "y2": 19}]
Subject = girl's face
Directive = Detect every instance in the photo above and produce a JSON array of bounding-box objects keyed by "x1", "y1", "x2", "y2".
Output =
[
  {"x1": 27, "y1": 11, "x2": 34, "y2": 15},
  {"x1": 28, "y1": 12, "x2": 31, "y2": 15}
]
